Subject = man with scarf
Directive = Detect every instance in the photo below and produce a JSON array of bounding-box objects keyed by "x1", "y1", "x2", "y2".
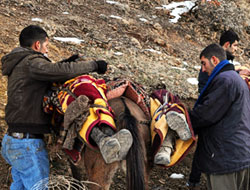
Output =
[
  {"x1": 187, "y1": 29, "x2": 243, "y2": 189},
  {"x1": 188, "y1": 43, "x2": 250, "y2": 190},
  {"x1": 198, "y1": 29, "x2": 240, "y2": 93}
]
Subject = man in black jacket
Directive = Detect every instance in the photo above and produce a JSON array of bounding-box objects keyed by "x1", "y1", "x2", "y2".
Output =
[
  {"x1": 187, "y1": 29, "x2": 240, "y2": 189},
  {"x1": 189, "y1": 43, "x2": 250, "y2": 190},
  {"x1": 0, "y1": 25, "x2": 132, "y2": 189}
]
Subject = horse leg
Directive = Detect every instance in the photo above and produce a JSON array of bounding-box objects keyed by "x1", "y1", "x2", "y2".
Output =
[
  {"x1": 109, "y1": 97, "x2": 151, "y2": 190},
  {"x1": 70, "y1": 146, "x2": 119, "y2": 190},
  {"x1": 83, "y1": 147, "x2": 119, "y2": 190},
  {"x1": 69, "y1": 150, "x2": 86, "y2": 189}
]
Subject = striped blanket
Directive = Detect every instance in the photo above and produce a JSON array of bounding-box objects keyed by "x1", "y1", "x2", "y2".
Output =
[{"x1": 150, "y1": 89, "x2": 196, "y2": 167}]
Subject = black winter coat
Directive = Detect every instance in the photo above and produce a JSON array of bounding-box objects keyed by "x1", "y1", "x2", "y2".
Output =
[{"x1": 189, "y1": 64, "x2": 250, "y2": 174}]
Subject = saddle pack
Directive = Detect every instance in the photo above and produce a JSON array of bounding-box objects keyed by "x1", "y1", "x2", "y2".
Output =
[{"x1": 106, "y1": 78, "x2": 151, "y2": 119}]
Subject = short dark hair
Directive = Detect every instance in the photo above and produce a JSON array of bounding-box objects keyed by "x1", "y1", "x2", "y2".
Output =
[
  {"x1": 219, "y1": 29, "x2": 239, "y2": 46},
  {"x1": 19, "y1": 25, "x2": 48, "y2": 48},
  {"x1": 200, "y1": 43, "x2": 226, "y2": 61}
]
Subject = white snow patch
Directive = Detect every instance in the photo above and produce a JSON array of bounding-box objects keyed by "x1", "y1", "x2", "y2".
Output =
[
  {"x1": 139, "y1": 18, "x2": 148, "y2": 23},
  {"x1": 194, "y1": 65, "x2": 201, "y2": 70},
  {"x1": 31, "y1": 18, "x2": 43, "y2": 22},
  {"x1": 187, "y1": 78, "x2": 198, "y2": 85},
  {"x1": 183, "y1": 61, "x2": 188, "y2": 66},
  {"x1": 53, "y1": 37, "x2": 84, "y2": 44},
  {"x1": 106, "y1": 0, "x2": 119, "y2": 5},
  {"x1": 110, "y1": 15, "x2": 122, "y2": 20},
  {"x1": 156, "y1": 1, "x2": 195, "y2": 23},
  {"x1": 171, "y1": 66, "x2": 186, "y2": 71},
  {"x1": 114, "y1": 52, "x2": 123, "y2": 56},
  {"x1": 144, "y1": 49, "x2": 162, "y2": 54},
  {"x1": 170, "y1": 173, "x2": 184, "y2": 179}
]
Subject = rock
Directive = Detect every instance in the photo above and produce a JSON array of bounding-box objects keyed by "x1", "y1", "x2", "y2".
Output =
[{"x1": 130, "y1": 37, "x2": 142, "y2": 49}]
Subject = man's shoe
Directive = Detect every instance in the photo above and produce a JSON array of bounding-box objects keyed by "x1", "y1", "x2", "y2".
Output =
[
  {"x1": 154, "y1": 146, "x2": 171, "y2": 165},
  {"x1": 99, "y1": 129, "x2": 133, "y2": 164},
  {"x1": 98, "y1": 136, "x2": 121, "y2": 164},
  {"x1": 154, "y1": 130, "x2": 175, "y2": 165},
  {"x1": 186, "y1": 181, "x2": 201, "y2": 190},
  {"x1": 112, "y1": 129, "x2": 133, "y2": 160},
  {"x1": 166, "y1": 111, "x2": 191, "y2": 141}
]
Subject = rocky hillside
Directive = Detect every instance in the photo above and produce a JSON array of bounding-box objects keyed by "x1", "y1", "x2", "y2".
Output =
[{"x1": 0, "y1": 0, "x2": 249, "y2": 189}]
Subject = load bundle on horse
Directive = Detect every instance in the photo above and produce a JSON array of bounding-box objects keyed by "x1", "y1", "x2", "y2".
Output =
[{"x1": 43, "y1": 74, "x2": 196, "y2": 189}]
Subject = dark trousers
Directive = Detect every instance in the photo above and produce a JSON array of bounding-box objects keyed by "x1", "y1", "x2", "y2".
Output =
[
  {"x1": 206, "y1": 167, "x2": 250, "y2": 190},
  {"x1": 189, "y1": 145, "x2": 201, "y2": 184}
]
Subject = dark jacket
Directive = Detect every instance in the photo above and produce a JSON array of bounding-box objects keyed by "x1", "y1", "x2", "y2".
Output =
[
  {"x1": 1, "y1": 47, "x2": 99, "y2": 134},
  {"x1": 189, "y1": 64, "x2": 250, "y2": 174}
]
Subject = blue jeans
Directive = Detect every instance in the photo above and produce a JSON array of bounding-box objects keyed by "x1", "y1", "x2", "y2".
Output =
[{"x1": 1, "y1": 134, "x2": 49, "y2": 190}]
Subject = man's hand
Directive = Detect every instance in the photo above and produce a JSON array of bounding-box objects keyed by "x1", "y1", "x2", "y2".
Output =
[{"x1": 96, "y1": 60, "x2": 108, "y2": 74}]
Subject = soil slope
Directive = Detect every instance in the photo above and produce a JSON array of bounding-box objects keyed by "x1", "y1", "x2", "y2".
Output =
[{"x1": 0, "y1": 0, "x2": 249, "y2": 189}]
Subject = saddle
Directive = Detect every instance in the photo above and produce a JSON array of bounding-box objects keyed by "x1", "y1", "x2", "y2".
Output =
[{"x1": 106, "y1": 78, "x2": 151, "y2": 119}]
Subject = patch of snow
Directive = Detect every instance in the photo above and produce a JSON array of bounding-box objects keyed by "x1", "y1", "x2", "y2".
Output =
[
  {"x1": 53, "y1": 37, "x2": 84, "y2": 44},
  {"x1": 144, "y1": 49, "x2": 162, "y2": 54},
  {"x1": 156, "y1": 1, "x2": 195, "y2": 23},
  {"x1": 187, "y1": 78, "x2": 198, "y2": 85},
  {"x1": 183, "y1": 61, "x2": 188, "y2": 66},
  {"x1": 31, "y1": 18, "x2": 43, "y2": 22},
  {"x1": 170, "y1": 173, "x2": 184, "y2": 179},
  {"x1": 114, "y1": 52, "x2": 123, "y2": 56},
  {"x1": 194, "y1": 65, "x2": 201, "y2": 70},
  {"x1": 139, "y1": 18, "x2": 148, "y2": 23},
  {"x1": 110, "y1": 15, "x2": 122, "y2": 20},
  {"x1": 171, "y1": 66, "x2": 186, "y2": 71},
  {"x1": 106, "y1": 0, "x2": 119, "y2": 5}
]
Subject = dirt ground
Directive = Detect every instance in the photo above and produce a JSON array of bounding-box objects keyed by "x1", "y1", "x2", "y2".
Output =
[{"x1": 0, "y1": 0, "x2": 249, "y2": 189}]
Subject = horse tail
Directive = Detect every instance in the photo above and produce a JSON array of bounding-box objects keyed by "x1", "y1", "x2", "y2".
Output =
[{"x1": 120, "y1": 98, "x2": 146, "y2": 190}]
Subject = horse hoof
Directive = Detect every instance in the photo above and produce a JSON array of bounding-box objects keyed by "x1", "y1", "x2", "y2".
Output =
[{"x1": 166, "y1": 111, "x2": 191, "y2": 141}]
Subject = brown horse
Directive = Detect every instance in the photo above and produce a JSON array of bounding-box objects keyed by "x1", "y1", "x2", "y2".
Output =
[{"x1": 70, "y1": 97, "x2": 151, "y2": 190}]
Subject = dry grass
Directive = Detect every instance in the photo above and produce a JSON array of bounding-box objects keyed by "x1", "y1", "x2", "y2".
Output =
[{"x1": 31, "y1": 175, "x2": 101, "y2": 190}]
